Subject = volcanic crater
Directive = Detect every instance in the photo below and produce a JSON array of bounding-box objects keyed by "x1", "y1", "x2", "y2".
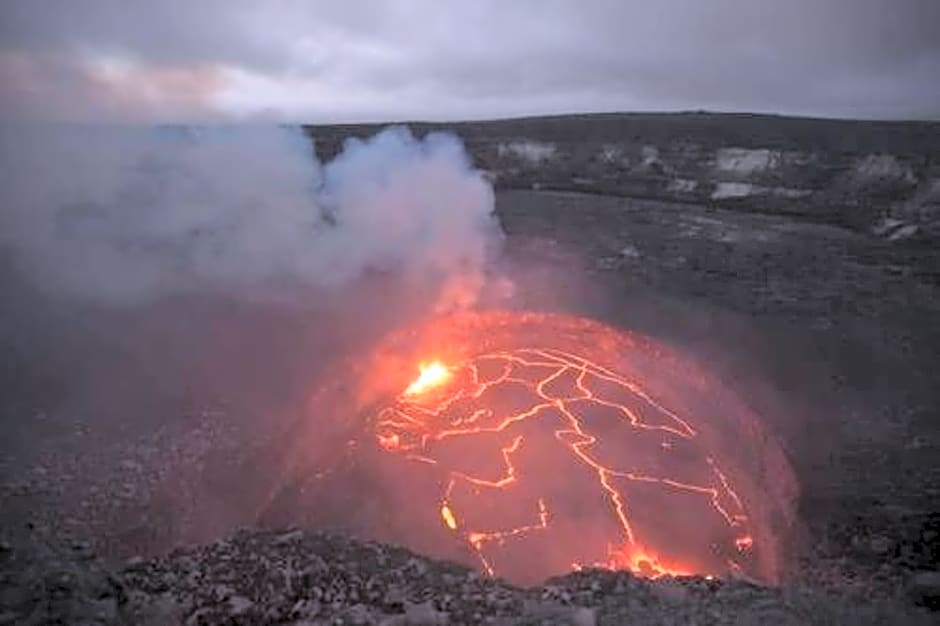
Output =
[
  {"x1": 2, "y1": 113, "x2": 938, "y2": 623},
  {"x1": 265, "y1": 310, "x2": 798, "y2": 587}
]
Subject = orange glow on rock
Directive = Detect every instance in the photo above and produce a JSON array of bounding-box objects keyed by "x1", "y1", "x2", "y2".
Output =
[
  {"x1": 296, "y1": 310, "x2": 797, "y2": 586},
  {"x1": 376, "y1": 346, "x2": 747, "y2": 580}
]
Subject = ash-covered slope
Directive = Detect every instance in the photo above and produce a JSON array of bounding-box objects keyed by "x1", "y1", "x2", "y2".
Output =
[
  {"x1": 307, "y1": 112, "x2": 940, "y2": 245},
  {"x1": 1, "y1": 525, "x2": 934, "y2": 625}
]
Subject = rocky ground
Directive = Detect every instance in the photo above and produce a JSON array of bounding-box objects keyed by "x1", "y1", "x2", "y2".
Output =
[
  {"x1": 2, "y1": 113, "x2": 939, "y2": 623},
  {"x1": 1, "y1": 525, "x2": 935, "y2": 625}
]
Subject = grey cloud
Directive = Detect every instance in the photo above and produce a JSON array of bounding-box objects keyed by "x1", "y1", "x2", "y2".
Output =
[
  {"x1": 0, "y1": 125, "x2": 501, "y2": 310},
  {"x1": 0, "y1": 0, "x2": 937, "y2": 121}
]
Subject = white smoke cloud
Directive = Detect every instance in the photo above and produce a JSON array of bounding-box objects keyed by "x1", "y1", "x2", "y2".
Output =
[{"x1": 0, "y1": 124, "x2": 502, "y2": 309}]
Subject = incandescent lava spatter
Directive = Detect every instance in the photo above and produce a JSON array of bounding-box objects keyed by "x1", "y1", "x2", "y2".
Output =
[{"x1": 277, "y1": 311, "x2": 798, "y2": 587}]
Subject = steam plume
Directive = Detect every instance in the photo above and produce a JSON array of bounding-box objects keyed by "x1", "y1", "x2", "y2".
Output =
[{"x1": 0, "y1": 125, "x2": 501, "y2": 309}]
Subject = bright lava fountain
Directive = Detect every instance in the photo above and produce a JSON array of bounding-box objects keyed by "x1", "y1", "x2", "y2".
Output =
[{"x1": 277, "y1": 311, "x2": 796, "y2": 586}]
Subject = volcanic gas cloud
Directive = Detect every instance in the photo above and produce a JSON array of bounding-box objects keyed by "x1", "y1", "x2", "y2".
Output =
[{"x1": 278, "y1": 310, "x2": 797, "y2": 587}]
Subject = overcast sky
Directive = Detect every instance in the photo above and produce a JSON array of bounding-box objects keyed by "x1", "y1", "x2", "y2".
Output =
[{"x1": 1, "y1": 0, "x2": 937, "y2": 123}]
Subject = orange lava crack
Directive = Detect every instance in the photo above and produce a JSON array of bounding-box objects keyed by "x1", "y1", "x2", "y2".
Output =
[{"x1": 375, "y1": 347, "x2": 755, "y2": 581}]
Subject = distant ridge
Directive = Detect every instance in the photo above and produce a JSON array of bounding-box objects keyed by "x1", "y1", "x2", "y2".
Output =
[{"x1": 306, "y1": 110, "x2": 940, "y2": 158}]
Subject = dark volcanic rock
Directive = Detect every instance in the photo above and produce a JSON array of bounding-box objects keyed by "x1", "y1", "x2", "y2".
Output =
[
  {"x1": 907, "y1": 570, "x2": 940, "y2": 609},
  {"x1": 0, "y1": 525, "x2": 127, "y2": 625},
  {"x1": 0, "y1": 526, "x2": 933, "y2": 625}
]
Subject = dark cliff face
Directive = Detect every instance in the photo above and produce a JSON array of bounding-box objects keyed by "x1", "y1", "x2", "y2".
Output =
[{"x1": 306, "y1": 112, "x2": 940, "y2": 244}]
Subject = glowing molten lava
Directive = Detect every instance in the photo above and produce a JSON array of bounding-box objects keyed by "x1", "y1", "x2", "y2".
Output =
[
  {"x1": 378, "y1": 346, "x2": 756, "y2": 581},
  {"x1": 403, "y1": 361, "x2": 452, "y2": 397},
  {"x1": 282, "y1": 311, "x2": 796, "y2": 586}
]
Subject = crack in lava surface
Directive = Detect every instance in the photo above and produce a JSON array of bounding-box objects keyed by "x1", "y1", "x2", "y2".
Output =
[{"x1": 375, "y1": 346, "x2": 757, "y2": 583}]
